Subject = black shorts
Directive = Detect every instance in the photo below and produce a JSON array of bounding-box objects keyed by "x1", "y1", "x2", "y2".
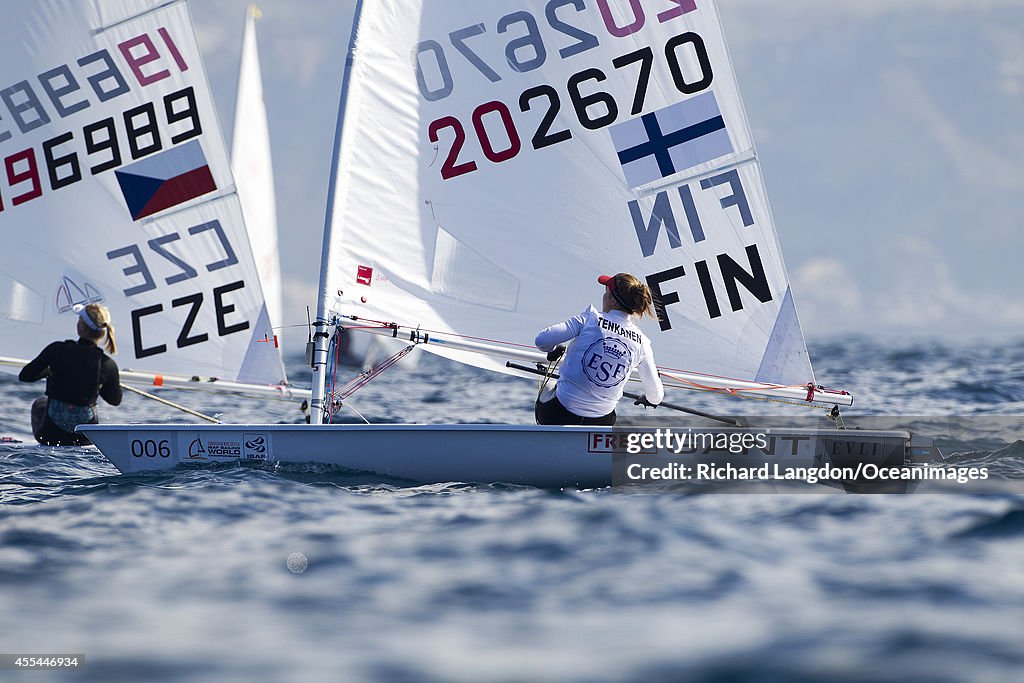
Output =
[
  {"x1": 30, "y1": 397, "x2": 93, "y2": 447},
  {"x1": 535, "y1": 395, "x2": 616, "y2": 426}
]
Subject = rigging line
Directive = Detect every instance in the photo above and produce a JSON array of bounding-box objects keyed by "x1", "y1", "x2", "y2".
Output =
[
  {"x1": 657, "y1": 366, "x2": 829, "y2": 393},
  {"x1": 660, "y1": 371, "x2": 809, "y2": 393},
  {"x1": 341, "y1": 401, "x2": 371, "y2": 425},
  {"x1": 330, "y1": 329, "x2": 345, "y2": 422},
  {"x1": 121, "y1": 384, "x2": 221, "y2": 424},
  {"x1": 411, "y1": 329, "x2": 536, "y2": 350},
  {"x1": 267, "y1": 323, "x2": 315, "y2": 331},
  {"x1": 337, "y1": 317, "x2": 822, "y2": 397},
  {"x1": 339, "y1": 314, "x2": 804, "y2": 394},
  {"x1": 341, "y1": 315, "x2": 805, "y2": 391},
  {"x1": 659, "y1": 380, "x2": 833, "y2": 412},
  {"x1": 119, "y1": 383, "x2": 300, "y2": 404},
  {"x1": 336, "y1": 345, "x2": 416, "y2": 400},
  {"x1": 537, "y1": 349, "x2": 563, "y2": 401},
  {"x1": 338, "y1": 315, "x2": 538, "y2": 351}
]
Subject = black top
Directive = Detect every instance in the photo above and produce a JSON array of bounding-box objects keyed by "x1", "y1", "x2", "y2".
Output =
[{"x1": 19, "y1": 339, "x2": 122, "y2": 407}]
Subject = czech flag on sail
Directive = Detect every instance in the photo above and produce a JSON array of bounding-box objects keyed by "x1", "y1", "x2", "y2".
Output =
[
  {"x1": 115, "y1": 140, "x2": 217, "y2": 220},
  {"x1": 610, "y1": 92, "x2": 733, "y2": 189}
]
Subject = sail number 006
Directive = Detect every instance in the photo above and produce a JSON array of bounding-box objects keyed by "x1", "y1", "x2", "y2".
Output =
[
  {"x1": 131, "y1": 439, "x2": 171, "y2": 458},
  {"x1": 429, "y1": 33, "x2": 712, "y2": 180}
]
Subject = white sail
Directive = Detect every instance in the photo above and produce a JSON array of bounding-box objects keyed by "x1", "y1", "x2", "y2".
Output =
[
  {"x1": 231, "y1": 4, "x2": 284, "y2": 348},
  {"x1": 0, "y1": 0, "x2": 286, "y2": 387},
  {"x1": 318, "y1": 0, "x2": 815, "y2": 394}
]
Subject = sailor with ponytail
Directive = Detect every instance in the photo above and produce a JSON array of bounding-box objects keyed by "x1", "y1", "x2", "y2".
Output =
[
  {"x1": 19, "y1": 303, "x2": 122, "y2": 446},
  {"x1": 534, "y1": 273, "x2": 664, "y2": 426}
]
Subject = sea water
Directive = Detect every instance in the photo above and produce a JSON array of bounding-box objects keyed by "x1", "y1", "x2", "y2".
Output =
[{"x1": 1, "y1": 337, "x2": 1022, "y2": 682}]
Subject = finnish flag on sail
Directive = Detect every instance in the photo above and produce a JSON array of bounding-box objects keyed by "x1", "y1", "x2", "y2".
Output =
[{"x1": 610, "y1": 92, "x2": 733, "y2": 189}]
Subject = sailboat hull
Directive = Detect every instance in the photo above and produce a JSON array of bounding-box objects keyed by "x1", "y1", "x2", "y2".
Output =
[{"x1": 78, "y1": 424, "x2": 929, "y2": 489}]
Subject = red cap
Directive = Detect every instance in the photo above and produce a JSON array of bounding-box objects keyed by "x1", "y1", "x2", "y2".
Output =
[{"x1": 599, "y1": 274, "x2": 632, "y2": 311}]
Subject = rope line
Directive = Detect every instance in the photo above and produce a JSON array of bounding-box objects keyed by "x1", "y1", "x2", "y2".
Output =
[
  {"x1": 322, "y1": 326, "x2": 416, "y2": 423},
  {"x1": 331, "y1": 315, "x2": 849, "y2": 409}
]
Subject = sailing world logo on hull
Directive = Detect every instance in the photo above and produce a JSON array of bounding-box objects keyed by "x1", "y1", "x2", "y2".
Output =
[{"x1": 188, "y1": 435, "x2": 241, "y2": 460}]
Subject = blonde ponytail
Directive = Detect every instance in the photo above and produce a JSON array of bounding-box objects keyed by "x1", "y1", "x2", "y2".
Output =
[{"x1": 84, "y1": 303, "x2": 117, "y2": 355}]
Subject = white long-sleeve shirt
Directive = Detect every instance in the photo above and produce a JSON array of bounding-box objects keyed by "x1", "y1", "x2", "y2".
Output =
[{"x1": 535, "y1": 306, "x2": 664, "y2": 418}]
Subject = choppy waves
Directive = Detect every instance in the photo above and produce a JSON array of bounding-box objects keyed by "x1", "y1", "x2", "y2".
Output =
[{"x1": 1, "y1": 337, "x2": 1023, "y2": 682}]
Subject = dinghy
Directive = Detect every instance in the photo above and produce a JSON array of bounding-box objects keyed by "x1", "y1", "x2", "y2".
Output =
[{"x1": 74, "y1": 0, "x2": 936, "y2": 486}]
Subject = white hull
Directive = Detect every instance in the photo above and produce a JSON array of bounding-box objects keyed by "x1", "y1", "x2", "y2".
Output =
[{"x1": 78, "y1": 424, "x2": 920, "y2": 489}]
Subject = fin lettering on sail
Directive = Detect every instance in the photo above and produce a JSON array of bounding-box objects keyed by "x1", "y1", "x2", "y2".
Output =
[{"x1": 311, "y1": 0, "x2": 831, "y2": 401}]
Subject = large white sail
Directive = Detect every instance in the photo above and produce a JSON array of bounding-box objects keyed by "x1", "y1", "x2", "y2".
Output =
[
  {"x1": 231, "y1": 4, "x2": 284, "y2": 347},
  {"x1": 0, "y1": 0, "x2": 286, "y2": 386},
  {"x1": 318, "y1": 0, "x2": 814, "y2": 389}
]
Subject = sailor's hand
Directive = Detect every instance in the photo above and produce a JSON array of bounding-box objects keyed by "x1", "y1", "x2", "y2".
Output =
[
  {"x1": 634, "y1": 395, "x2": 659, "y2": 409},
  {"x1": 546, "y1": 345, "x2": 565, "y2": 362}
]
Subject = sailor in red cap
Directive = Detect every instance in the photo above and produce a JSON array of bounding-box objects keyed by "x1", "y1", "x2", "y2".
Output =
[{"x1": 534, "y1": 273, "x2": 664, "y2": 425}]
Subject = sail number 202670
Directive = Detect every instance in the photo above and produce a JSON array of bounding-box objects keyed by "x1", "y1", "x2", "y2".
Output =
[{"x1": 416, "y1": 0, "x2": 709, "y2": 180}]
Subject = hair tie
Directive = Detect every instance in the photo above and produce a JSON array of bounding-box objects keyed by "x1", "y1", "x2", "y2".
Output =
[{"x1": 610, "y1": 286, "x2": 630, "y2": 312}]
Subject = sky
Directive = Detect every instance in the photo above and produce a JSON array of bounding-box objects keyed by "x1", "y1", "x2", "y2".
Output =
[{"x1": 188, "y1": 0, "x2": 1024, "y2": 346}]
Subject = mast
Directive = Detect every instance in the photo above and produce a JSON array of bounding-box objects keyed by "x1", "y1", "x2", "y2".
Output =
[{"x1": 310, "y1": 0, "x2": 366, "y2": 424}]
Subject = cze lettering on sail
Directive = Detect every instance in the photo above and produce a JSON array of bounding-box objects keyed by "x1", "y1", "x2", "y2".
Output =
[
  {"x1": 130, "y1": 280, "x2": 251, "y2": 359},
  {"x1": 107, "y1": 217, "x2": 250, "y2": 359}
]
